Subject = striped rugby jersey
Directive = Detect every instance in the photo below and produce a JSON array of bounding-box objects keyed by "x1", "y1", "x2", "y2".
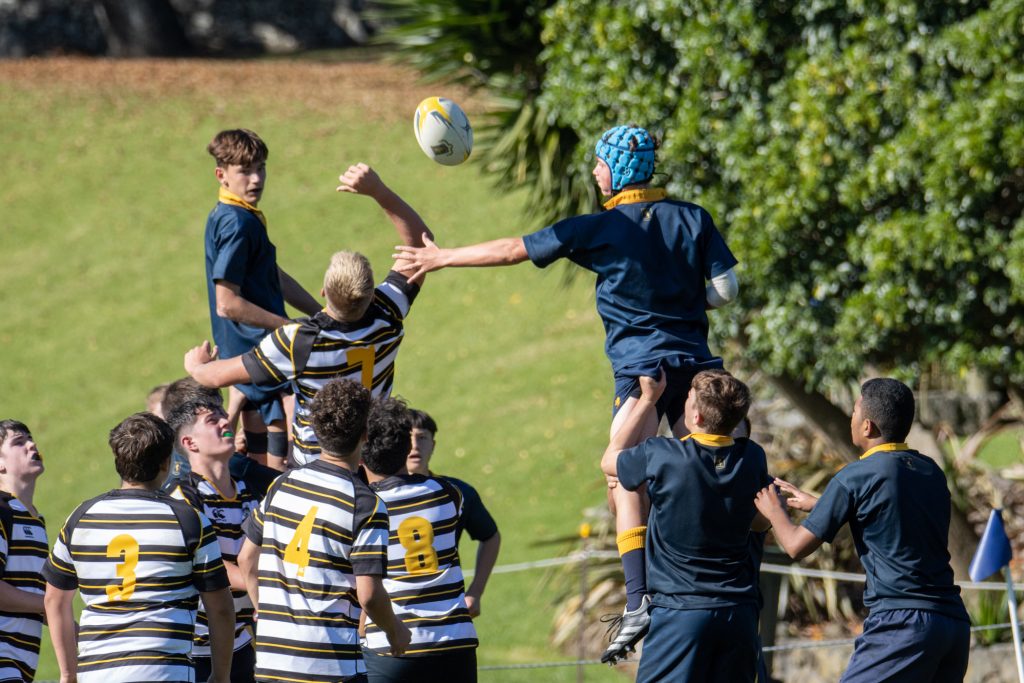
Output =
[
  {"x1": 0, "y1": 492, "x2": 47, "y2": 682},
  {"x1": 168, "y1": 472, "x2": 260, "y2": 657},
  {"x1": 242, "y1": 459, "x2": 389, "y2": 682},
  {"x1": 42, "y1": 489, "x2": 229, "y2": 683},
  {"x1": 242, "y1": 271, "x2": 418, "y2": 466},
  {"x1": 364, "y1": 475, "x2": 477, "y2": 656}
]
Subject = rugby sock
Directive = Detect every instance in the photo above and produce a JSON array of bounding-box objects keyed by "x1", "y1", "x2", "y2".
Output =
[
  {"x1": 267, "y1": 430, "x2": 289, "y2": 460},
  {"x1": 617, "y1": 526, "x2": 648, "y2": 612}
]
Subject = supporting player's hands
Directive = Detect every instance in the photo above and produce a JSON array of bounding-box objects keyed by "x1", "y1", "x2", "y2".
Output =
[
  {"x1": 393, "y1": 235, "x2": 445, "y2": 285},
  {"x1": 638, "y1": 370, "x2": 667, "y2": 404},
  {"x1": 337, "y1": 163, "x2": 387, "y2": 200},
  {"x1": 754, "y1": 484, "x2": 787, "y2": 521},
  {"x1": 184, "y1": 341, "x2": 219, "y2": 374},
  {"x1": 384, "y1": 619, "x2": 412, "y2": 656},
  {"x1": 772, "y1": 478, "x2": 819, "y2": 512}
]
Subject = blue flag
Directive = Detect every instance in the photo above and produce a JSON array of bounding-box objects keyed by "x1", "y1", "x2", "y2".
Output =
[{"x1": 969, "y1": 509, "x2": 1013, "y2": 582}]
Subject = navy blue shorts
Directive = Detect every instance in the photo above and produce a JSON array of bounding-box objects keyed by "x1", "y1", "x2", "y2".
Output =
[
  {"x1": 841, "y1": 608, "x2": 970, "y2": 683},
  {"x1": 613, "y1": 356, "x2": 724, "y2": 424},
  {"x1": 637, "y1": 604, "x2": 759, "y2": 683},
  {"x1": 237, "y1": 381, "x2": 287, "y2": 425},
  {"x1": 363, "y1": 648, "x2": 476, "y2": 682}
]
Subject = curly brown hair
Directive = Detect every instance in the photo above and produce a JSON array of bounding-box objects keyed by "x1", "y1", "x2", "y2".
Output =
[{"x1": 309, "y1": 380, "x2": 372, "y2": 457}]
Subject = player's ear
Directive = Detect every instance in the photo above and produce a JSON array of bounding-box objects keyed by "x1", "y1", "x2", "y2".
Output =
[
  {"x1": 214, "y1": 167, "x2": 226, "y2": 184},
  {"x1": 180, "y1": 434, "x2": 196, "y2": 454}
]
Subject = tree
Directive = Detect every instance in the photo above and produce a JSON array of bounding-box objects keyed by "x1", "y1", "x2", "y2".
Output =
[{"x1": 92, "y1": 0, "x2": 192, "y2": 56}]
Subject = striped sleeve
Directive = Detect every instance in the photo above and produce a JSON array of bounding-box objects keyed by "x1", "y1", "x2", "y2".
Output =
[
  {"x1": 0, "y1": 499, "x2": 10, "y2": 573},
  {"x1": 41, "y1": 524, "x2": 77, "y2": 590},
  {"x1": 380, "y1": 271, "x2": 419, "y2": 316},
  {"x1": 241, "y1": 323, "x2": 300, "y2": 386},
  {"x1": 191, "y1": 512, "x2": 229, "y2": 592},
  {"x1": 242, "y1": 492, "x2": 268, "y2": 546},
  {"x1": 350, "y1": 489, "x2": 388, "y2": 576}
]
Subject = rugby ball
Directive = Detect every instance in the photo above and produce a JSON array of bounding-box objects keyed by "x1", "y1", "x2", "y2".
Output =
[{"x1": 413, "y1": 97, "x2": 473, "y2": 166}]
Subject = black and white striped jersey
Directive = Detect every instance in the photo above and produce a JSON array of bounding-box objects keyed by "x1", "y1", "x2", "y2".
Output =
[
  {"x1": 242, "y1": 272, "x2": 418, "y2": 465},
  {"x1": 168, "y1": 472, "x2": 260, "y2": 657},
  {"x1": 42, "y1": 488, "x2": 229, "y2": 683},
  {"x1": 364, "y1": 474, "x2": 477, "y2": 657},
  {"x1": 0, "y1": 492, "x2": 47, "y2": 682},
  {"x1": 242, "y1": 459, "x2": 389, "y2": 682}
]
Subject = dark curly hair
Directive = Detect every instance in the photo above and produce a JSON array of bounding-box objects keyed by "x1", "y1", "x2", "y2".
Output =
[
  {"x1": 109, "y1": 412, "x2": 174, "y2": 484},
  {"x1": 860, "y1": 378, "x2": 915, "y2": 442},
  {"x1": 362, "y1": 397, "x2": 413, "y2": 477},
  {"x1": 309, "y1": 380, "x2": 372, "y2": 457}
]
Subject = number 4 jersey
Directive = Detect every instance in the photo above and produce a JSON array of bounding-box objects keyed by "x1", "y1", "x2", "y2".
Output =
[
  {"x1": 364, "y1": 474, "x2": 478, "y2": 656},
  {"x1": 241, "y1": 271, "x2": 418, "y2": 466},
  {"x1": 42, "y1": 489, "x2": 229, "y2": 683},
  {"x1": 242, "y1": 458, "x2": 390, "y2": 682}
]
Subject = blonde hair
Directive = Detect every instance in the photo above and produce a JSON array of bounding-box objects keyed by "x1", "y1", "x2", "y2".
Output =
[{"x1": 324, "y1": 251, "x2": 375, "y2": 320}]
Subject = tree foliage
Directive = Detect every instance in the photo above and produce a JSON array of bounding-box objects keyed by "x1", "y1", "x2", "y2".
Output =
[{"x1": 539, "y1": 0, "x2": 1024, "y2": 395}]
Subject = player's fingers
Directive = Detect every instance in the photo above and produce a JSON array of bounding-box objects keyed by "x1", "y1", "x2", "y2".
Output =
[{"x1": 422, "y1": 234, "x2": 437, "y2": 248}]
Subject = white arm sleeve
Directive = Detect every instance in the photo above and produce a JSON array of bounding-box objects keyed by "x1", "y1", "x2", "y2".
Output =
[{"x1": 705, "y1": 268, "x2": 738, "y2": 308}]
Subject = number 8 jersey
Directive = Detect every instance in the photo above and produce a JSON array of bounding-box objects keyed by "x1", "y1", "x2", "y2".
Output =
[
  {"x1": 42, "y1": 488, "x2": 229, "y2": 683},
  {"x1": 364, "y1": 474, "x2": 478, "y2": 656}
]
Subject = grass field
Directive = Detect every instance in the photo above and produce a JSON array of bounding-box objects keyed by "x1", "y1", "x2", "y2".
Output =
[{"x1": 0, "y1": 58, "x2": 628, "y2": 681}]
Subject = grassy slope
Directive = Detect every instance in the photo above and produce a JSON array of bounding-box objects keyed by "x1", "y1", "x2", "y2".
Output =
[{"x1": 0, "y1": 60, "x2": 624, "y2": 681}]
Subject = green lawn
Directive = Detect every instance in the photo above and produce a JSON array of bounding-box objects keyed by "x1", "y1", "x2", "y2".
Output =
[{"x1": 0, "y1": 59, "x2": 631, "y2": 681}]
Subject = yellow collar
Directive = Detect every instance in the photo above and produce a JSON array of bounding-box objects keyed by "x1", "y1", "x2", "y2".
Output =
[
  {"x1": 681, "y1": 433, "x2": 735, "y2": 447},
  {"x1": 218, "y1": 186, "x2": 266, "y2": 227},
  {"x1": 859, "y1": 442, "x2": 910, "y2": 460},
  {"x1": 603, "y1": 187, "x2": 667, "y2": 210}
]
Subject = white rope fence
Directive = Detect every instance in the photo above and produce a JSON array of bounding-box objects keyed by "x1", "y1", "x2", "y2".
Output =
[{"x1": 466, "y1": 549, "x2": 1012, "y2": 592}]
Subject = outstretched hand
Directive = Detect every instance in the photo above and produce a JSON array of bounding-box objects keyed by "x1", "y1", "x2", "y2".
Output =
[
  {"x1": 337, "y1": 163, "x2": 386, "y2": 199},
  {"x1": 754, "y1": 485, "x2": 785, "y2": 519},
  {"x1": 184, "y1": 341, "x2": 218, "y2": 375},
  {"x1": 773, "y1": 478, "x2": 819, "y2": 512},
  {"x1": 393, "y1": 235, "x2": 445, "y2": 285}
]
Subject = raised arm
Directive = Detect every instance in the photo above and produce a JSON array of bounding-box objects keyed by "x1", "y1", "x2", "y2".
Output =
[
  {"x1": 600, "y1": 373, "x2": 666, "y2": 478},
  {"x1": 184, "y1": 341, "x2": 253, "y2": 388},
  {"x1": 278, "y1": 267, "x2": 322, "y2": 317},
  {"x1": 393, "y1": 236, "x2": 529, "y2": 285},
  {"x1": 337, "y1": 163, "x2": 434, "y2": 247}
]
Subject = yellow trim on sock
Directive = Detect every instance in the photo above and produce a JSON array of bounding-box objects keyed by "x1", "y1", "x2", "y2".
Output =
[{"x1": 616, "y1": 526, "x2": 648, "y2": 555}]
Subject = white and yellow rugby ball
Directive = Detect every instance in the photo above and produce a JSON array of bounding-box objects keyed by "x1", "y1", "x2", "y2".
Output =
[{"x1": 413, "y1": 97, "x2": 473, "y2": 166}]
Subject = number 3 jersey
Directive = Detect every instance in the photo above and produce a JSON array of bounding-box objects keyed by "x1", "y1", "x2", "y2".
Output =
[
  {"x1": 364, "y1": 474, "x2": 478, "y2": 656},
  {"x1": 42, "y1": 489, "x2": 229, "y2": 683},
  {"x1": 241, "y1": 271, "x2": 419, "y2": 466},
  {"x1": 242, "y1": 459, "x2": 389, "y2": 682}
]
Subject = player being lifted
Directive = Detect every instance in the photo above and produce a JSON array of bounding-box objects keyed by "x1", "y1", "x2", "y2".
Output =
[
  {"x1": 361, "y1": 399, "x2": 478, "y2": 682},
  {"x1": 236, "y1": 379, "x2": 409, "y2": 682},
  {"x1": 394, "y1": 125, "x2": 739, "y2": 660},
  {"x1": 43, "y1": 412, "x2": 235, "y2": 683},
  {"x1": 186, "y1": 163, "x2": 432, "y2": 466}
]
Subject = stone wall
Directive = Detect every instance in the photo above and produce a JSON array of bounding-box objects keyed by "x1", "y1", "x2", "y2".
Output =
[{"x1": 0, "y1": 0, "x2": 376, "y2": 57}]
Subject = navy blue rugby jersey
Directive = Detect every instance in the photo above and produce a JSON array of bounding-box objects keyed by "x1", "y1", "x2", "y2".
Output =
[
  {"x1": 205, "y1": 201, "x2": 286, "y2": 359},
  {"x1": 617, "y1": 434, "x2": 770, "y2": 609},
  {"x1": 802, "y1": 443, "x2": 968, "y2": 620},
  {"x1": 522, "y1": 190, "x2": 738, "y2": 376},
  {"x1": 441, "y1": 475, "x2": 498, "y2": 543}
]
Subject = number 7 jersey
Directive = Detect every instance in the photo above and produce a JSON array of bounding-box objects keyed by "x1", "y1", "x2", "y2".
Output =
[
  {"x1": 241, "y1": 271, "x2": 418, "y2": 466},
  {"x1": 42, "y1": 488, "x2": 229, "y2": 683}
]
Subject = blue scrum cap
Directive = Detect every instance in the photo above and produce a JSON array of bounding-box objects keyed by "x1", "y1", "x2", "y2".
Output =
[{"x1": 594, "y1": 125, "x2": 656, "y2": 192}]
